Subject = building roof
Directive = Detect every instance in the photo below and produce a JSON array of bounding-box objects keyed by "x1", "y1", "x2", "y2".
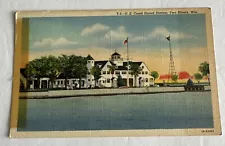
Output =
[
  {"x1": 111, "y1": 51, "x2": 121, "y2": 56},
  {"x1": 115, "y1": 62, "x2": 143, "y2": 70},
  {"x1": 123, "y1": 61, "x2": 142, "y2": 66},
  {"x1": 95, "y1": 61, "x2": 108, "y2": 69},
  {"x1": 86, "y1": 54, "x2": 94, "y2": 60}
]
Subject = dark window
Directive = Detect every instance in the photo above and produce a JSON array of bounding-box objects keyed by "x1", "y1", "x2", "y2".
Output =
[
  {"x1": 107, "y1": 79, "x2": 110, "y2": 83},
  {"x1": 58, "y1": 81, "x2": 60, "y2": 84},
  {"x1": 88, "y1": 72, "x2": 90, "y2": 75},
  {"x1": 145, "y1": 71, "x2": 148, "y2": 74},
  {"x1": 88, "y1": 61, "x2": 91, "y2": 63},
  {"x1": 103, "y1": 81, "x2": 105, "y2": 83},
  {"x1": 122, "y1": 71, "x2": 126, "y2": 74},
  {"x1": 146, "y1": 78, "x2": 148, "y2": 82},
  {"x1": 116, "y1": 71, "x2": 120, "y2": 74},
  {"x1": 92, "y1": 79, "x2": 94, "y2": 81},
  {"x1": 142, "y1": 71, "x2": 144, "y2": 74},
  {"x1": 61, "y1": 81, "x2": 63, "y2": 84},
  {"x1": 88, "y1": 79, "x2": 91, "y2": 81},
  {"x1": 107, "y1": 71, "x2": 110, "y2": 74},
  {"x1": 81, "y1": 80, "x2": 85, "y2": 86},
  {"x1": 142, "y1": 66, "x2": 144, "y2": 69},
  {"x1": 103, "y1": 71, "x2": 106, "y2": 74}
]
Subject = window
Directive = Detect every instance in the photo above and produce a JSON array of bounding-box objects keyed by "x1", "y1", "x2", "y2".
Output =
[
  {"x1": 66, "y1": 80, "x2": 69, "y2": 84},
  {"x1": 146, "y1": 78, "x2": 148, "y2": 82},
  {"x1": 122, "y1": 71, "x2": 126, "y2": 74},
  {"x1": 107, "y1": 79, "x2": 110, "y2": 83},
  {"x1": 61, "y1": 81, "x2": 63, "y2": 84},
  {"x1": 107, "y1": 65, "x2": 110, "y2": 68},
  {"x1": 81, "y1": 80, "x2": 85, "y2": 86},
  {"x1": 145, "y1": 71, "x2": 148, "y2": 74},
  {"x1": 58, "y1": 81, "x2": 60, "y2": 84},
  {"x1": 142, "y1": 71, "x2": 144, "y2": 74},
  {"x1": 88, "y1": 79, "x2": 91, "y2": 81},
  {"x1": 92, "y1": 61, "x2": 94, "y2": 63},
  {"x1": 142, "y1": 66, "x2": 144, "y2": 69},
  {"x1": 88, "y1": 72, "x2": 90, "y2": 75},
  {"x1": 103, "y1": 71, "x2": 106, "y2": 74},
  {"x1": 107, "y1": 71, "x2": 110, "y2": 74},
  {"x1": 92, "y1": 79, "x2": 94, "y2": 81},
  {"x1": 88, "y1": 61, "x2": 91, "y2": 63},
  {"x1": 116, "y1": 71, "x2": 120, "y2": 74},
  {"x1": 73, "y1": 80, "x2": 76, "y2": 84},
  {"x1": 103, "y1": 81, "x2": 105, "y2": 83}
]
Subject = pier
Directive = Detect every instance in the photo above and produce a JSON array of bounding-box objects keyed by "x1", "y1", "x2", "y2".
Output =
[
  {"x1": 184, "y1": 85, "x2": 205, "y2": 91},
  {"x1": 19, "y1": 86, "x2": 211, "y2": 99}
]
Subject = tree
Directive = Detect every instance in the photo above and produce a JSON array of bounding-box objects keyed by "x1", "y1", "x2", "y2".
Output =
[
  {"x1": 25, "y1": 57, "x2": 47, "y2": 89},
  {"x1": 72, "y1": 56, "x2": 88, "y2": 89},
  {"x1": 59, "y1": 54, "x2": 74, "y2": 89},
  {"x1": 117, "y1": 74, "x2": 125, "y2": 87},
  {"x1": 198, "y1": 61, "x2": 210, "y2": 84},
  {"x1": 45, "y1": 55, "x2": 61, "y2": 89},
  {"x1": 130, "y1": 63, "x2": 142, "y2": 87},
  {"x1": 171, "y1": 74, "x2": 178, "y2": 83},
  {"x1": 108, "y1": 64, "x2": 116, "y2": 87},
  {"x1": 91, "y1": 65, "x2": 101, "y2": 88},
  {"x1": 193, "y1": 73, "x2": 203, "y2": 84},
  {"x1": 150, "y1": 71, "x2": 159, "y2": 82}
]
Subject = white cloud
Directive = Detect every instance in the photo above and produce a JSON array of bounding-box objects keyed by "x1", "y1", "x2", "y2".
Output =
[
  {"x1": 130, "y1": 36, "x2": 144, "y2": 42},
  {"x1": 32, "y1": 37, "x2": 77, "y2": 48},
  {"x1": 105, "y1": 26, "x2": 131, "y2": 40},
  {"x1": 149, "y1": 26, "x2": 196, "y2": 40},
  {"x1": 81, "y1": 23, "x2": 110, "y2": 36}
]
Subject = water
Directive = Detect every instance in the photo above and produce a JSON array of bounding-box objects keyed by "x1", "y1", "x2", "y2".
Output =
[{"x1": 17, "y1": 92, "x2": 214, "y2": 131}]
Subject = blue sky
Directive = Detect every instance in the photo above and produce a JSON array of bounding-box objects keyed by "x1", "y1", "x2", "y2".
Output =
[{"x1": 29, "y1": 14, "x2": 207, "y2": 53}]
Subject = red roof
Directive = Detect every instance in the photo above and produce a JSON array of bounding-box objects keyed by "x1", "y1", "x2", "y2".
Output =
[
  {"x1": 159, "y1": 71, "x2": 193, "y2": 80},
  {"x1": 159, "y1": 74, "x2": 171, "y2": 80},
  {"x1": 178, "y1": 71, "x2": 191, "y2": 79}
]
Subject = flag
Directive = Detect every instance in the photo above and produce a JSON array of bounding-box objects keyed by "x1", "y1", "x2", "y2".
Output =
[
  {"x1": 124, "y1": 38, "x2": 128, "y2": 44},
  {"x1": 165, "y1": 36, "x2": 170, "y2": 41}
]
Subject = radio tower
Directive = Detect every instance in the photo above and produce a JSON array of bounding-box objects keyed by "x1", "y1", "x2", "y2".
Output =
[{"x1": 165, "y1": 35, "x2": 176, "y2": 83}]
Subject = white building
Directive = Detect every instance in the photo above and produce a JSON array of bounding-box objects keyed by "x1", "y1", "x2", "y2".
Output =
[
  {"x1": 85, "y1": 51, "x2": 154, "y2": 88},
  {"x1": 24, "y1": 51, "x2": 154, "y2": 89}
]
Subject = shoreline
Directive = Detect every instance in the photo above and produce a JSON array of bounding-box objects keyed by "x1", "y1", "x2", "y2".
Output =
[{"x1": 19, "y1": 86, "x2": 211, "y2": 99}]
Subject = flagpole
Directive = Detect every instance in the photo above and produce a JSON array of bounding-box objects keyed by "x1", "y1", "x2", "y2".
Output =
[
  {"x1": 110, "y1": 29, "x2": 112, "y2": 58},
  {"x1": 127, "y1": 37, "x2": 129, "y2": 87},
  {"x1": 167, "y1": 35, "x2": 171, "y2": 83}
]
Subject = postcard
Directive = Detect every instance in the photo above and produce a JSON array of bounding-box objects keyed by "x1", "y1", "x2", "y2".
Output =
[{"x1": 10, "y1": 8, "x2": 221, "y2": 137}]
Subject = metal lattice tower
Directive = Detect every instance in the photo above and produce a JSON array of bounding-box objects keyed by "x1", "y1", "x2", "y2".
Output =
[{"x1": 166, "y1": 36, "x2": 176, "y2": 83}]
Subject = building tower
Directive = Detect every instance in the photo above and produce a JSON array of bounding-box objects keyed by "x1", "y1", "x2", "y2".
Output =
[
  {"x1": 166, "y1": 36, "x2": 176, "y2": 83},
  {"x1": 86, "y1": 54, "x2": 95, "y2": 88}
]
